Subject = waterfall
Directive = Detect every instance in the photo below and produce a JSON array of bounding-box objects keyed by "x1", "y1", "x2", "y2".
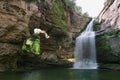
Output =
[{"x1": 73, "y1": 19, "x2": 98, "y2": 69}]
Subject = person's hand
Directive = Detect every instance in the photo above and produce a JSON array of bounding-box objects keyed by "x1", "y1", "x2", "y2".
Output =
[{"x1": 46, "y1": 35, "x2": 50, "y2": 39}]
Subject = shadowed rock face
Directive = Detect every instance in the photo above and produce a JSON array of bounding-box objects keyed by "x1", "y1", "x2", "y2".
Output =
[
  {"x1": 0, "y1": 0, "x2": 31, "y2": 71},
  {"x1": 0, "y1": 0, "x2": 89, "y2": 71}
]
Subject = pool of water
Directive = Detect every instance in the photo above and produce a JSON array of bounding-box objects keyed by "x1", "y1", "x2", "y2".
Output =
[{"x1": 0, "y1": 69, "x2": 120, "y2": 80}]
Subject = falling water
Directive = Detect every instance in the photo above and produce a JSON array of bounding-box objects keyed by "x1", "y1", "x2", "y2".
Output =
[{"x1": 73, "y1": 19, "x2": 98, "y2": 69}]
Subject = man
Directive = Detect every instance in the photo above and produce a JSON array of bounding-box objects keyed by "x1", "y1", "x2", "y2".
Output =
[{"x1": 22, "y1": 28, "x2": 50, "y2": 55}]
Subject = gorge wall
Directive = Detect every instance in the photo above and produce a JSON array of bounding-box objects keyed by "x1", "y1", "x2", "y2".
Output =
[
  {"x1": 98, "y1": 0, "x2": 120, "y2": 64},
  {"x1": 0, "y1": 0, "x2": 89, "y2": 71},
  {"x1": 99, "y1": 0, "x2": 120, "y2": 29}
]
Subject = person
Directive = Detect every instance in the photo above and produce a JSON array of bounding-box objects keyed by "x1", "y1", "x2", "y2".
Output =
[{"x1": 22, "y1": 28, "x2": 50, "y2": 55}]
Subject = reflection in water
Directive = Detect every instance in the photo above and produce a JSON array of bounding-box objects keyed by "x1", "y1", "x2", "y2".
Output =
[
  {"x1": 21, "y1": 69, "x2": 99, "y2": 80},
  {"x1": 22, "y1": 69, "x2": 74, "y2": 80},
  {"x1": 23, "y1": 71, "x2": 42, "y2": 80},
  {"x1": 1, "y1": 69, "x2": 120, "y2": 80},
  {"x1": 74, "y1": 69, "x2": 99, "y2": 80}
]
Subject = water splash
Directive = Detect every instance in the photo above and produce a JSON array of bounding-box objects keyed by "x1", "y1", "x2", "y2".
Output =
[{"x1": 73, "y1": 19, "x2": 98, "y2": 69}]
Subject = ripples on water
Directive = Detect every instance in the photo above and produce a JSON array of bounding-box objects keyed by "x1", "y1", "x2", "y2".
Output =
[{"x1": 0, "y1": 69, "x2": 120, "y2": 80}]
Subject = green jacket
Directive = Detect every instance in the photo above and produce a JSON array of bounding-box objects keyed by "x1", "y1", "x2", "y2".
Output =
[{"x1": 22, "y1": 35, "x2": 40, "y2": 55}]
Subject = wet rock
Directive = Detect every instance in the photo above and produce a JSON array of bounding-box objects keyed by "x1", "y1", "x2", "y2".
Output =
[
  {"x1": 0, "y1": 43, "x2": 20, "y2": 71},
  {"x1": 41, "y1": 52, "x2": 58, "y2": 62}
]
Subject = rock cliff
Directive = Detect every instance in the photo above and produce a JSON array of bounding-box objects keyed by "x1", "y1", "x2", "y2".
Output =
[
  {"x1": 0, "y1": 0, "x2": 89, "y2": 71},
  {"x1": 99, "y1": 0, "x2": 120, "y2": 29},
  {"x1": 98, "y1": 0, "x2": 120, "y2": 64}
]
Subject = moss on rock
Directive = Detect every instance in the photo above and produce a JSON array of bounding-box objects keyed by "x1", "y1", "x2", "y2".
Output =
[
  {"x1": 96, "y1": 33, "x2": 120, "y2": 63},
  {"x1": 96, "y1": 34, "x2": 112, "y2": 62},
  {"x1": 99, "y1": 63, "x2": 120, "y2": 70},
  {"x1": 51, "y1": 0, "x2": 68, "y2": 32}
]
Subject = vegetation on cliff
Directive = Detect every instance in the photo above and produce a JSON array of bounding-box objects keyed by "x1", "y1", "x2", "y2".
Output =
[
  {"x1": 94, "y1": 21, "x2": 120, "y2": 64},
  {"x1": 51, "y1": 0, "x2": 68, "y2": 32}
]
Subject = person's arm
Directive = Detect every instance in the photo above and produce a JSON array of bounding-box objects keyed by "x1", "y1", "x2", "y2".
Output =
[
  {"x1": 40, "y1": 30, "x2": 50, "y2": 39},
  {"x1": 34, "y1": 28, "x2": 50, "y2": 38}
]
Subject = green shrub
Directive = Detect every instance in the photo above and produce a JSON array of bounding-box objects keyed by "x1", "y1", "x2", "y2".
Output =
[
  {"x1": 51, "y1": 0, "x2": 68, "y2": 32},
  {"x1": 64, "y1": 0, "x2": 75, "y2": 11}
]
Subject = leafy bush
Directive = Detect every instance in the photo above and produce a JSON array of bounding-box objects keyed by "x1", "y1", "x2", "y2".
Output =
[{"x1": 64, "y1": 0, "x2": 75, "y2": 10}]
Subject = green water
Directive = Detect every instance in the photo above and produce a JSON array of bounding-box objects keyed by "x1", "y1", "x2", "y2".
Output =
[{"x1": 0, "y1": 69, "x2": 120, "y2": 80}]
